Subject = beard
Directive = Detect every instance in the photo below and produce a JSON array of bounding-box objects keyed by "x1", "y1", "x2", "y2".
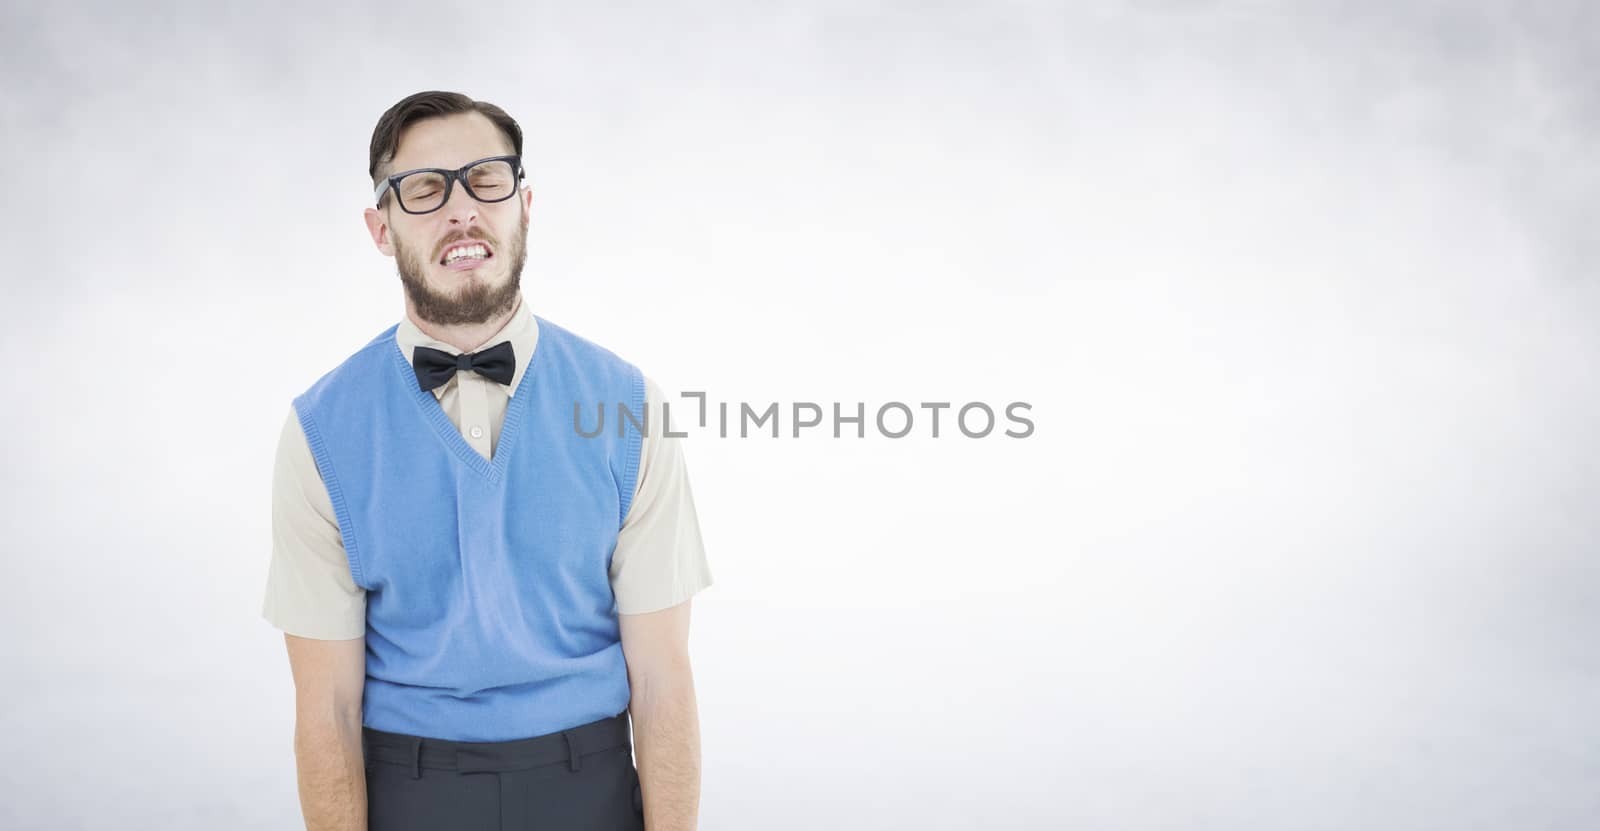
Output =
[{"x1": 394, "y1": 203, "x2": 529, "y2": 326}]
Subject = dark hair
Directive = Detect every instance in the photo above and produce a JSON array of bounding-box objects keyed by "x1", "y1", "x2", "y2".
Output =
[{"x1": 368, "y1": 91, "x2": 524, "y2": 205}]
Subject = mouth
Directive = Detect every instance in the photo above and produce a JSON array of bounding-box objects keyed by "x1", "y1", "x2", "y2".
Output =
[{"x1": 438, "y1": 239, "x2": 495, "y2": 271}]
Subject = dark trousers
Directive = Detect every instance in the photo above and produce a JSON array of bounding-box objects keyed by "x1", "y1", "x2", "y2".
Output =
[{"x1": 362, "y1": 709, "x2": 644, "y2": 831}]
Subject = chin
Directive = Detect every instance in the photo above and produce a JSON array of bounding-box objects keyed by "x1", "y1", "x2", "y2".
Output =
[{"x1": 438, "y1": 264, "x2": 493, "y2": 281}]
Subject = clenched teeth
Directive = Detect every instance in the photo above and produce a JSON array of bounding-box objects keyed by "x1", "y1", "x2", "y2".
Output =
[{"x1": 443, "y1": 244, "x2": 489, "y2": 264}]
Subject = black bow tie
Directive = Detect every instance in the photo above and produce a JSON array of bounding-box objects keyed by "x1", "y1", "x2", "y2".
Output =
[{"x1": 411, "y1": 340, "x2": 516, "y2": 392}]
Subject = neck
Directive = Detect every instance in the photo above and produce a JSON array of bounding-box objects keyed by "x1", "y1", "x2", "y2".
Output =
[{"x1": 404, "y1": 293, "x2": 522, "y2": 353}]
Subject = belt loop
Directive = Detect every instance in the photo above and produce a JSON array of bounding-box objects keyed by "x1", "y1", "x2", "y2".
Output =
[
  {"x1": 410, "y1": 737, "x2": 422, "y2": 779},
  {"x1": 562, "y1": 730, "x2": 581, "y2": 772}
]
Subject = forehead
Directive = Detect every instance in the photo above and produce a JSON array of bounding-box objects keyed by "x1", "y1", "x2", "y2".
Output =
[{"x1": 389, "y1": 111, "x2": 514, "y2": 172}]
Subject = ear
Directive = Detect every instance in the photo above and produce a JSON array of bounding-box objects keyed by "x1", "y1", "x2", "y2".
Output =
[{"x1": 363, "y1": 205, "x2": 396, "y2": 257}]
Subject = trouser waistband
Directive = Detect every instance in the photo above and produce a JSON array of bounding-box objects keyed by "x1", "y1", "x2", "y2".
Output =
[{"x1": 362, "y1": 710, "x2": 632, "y2": 778}]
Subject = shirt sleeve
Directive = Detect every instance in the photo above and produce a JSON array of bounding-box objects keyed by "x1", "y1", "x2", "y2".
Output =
[
  {"x1": 610, "y1": 374, "x2": 714, "y2": 615},
  {"x1": 261, "y1": 404, "x2": 367, "y2": 640}
]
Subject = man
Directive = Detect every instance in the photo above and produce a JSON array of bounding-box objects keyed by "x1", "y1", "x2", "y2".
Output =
[{"x1": 261, "y1": 90, "x2": 712, "y2": 830}]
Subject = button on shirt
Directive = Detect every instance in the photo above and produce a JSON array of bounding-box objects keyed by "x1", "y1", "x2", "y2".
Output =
[{"x1": 261, "y1": 295, "x2": 713, "y2": 639}]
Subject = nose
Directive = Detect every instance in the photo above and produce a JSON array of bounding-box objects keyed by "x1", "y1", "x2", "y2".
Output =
[{"x1": 439, "y1": 176, "x2": 480, "y2": 225}]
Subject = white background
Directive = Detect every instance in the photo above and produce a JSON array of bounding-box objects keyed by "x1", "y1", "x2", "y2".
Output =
[{"x1": 1, "y1": 2, "x2": 1596, "y2": 828}]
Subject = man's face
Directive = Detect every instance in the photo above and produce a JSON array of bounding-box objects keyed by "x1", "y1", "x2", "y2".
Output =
[{"x1": 363, "y1": 111, "x2": 531, "y2": 327}]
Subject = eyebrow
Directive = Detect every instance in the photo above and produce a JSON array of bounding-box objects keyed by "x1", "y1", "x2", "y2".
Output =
[{"x1": 388, "y1": 164, "x2": 441, "y2": 178}]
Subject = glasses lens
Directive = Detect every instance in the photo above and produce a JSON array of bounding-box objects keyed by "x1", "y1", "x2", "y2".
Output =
[
  {"x1": 397, "y1": 171, "x2": 450, "y2": 212},
  {"x1": 464, "y1": 160, "x2": 517, "y2": 202}
]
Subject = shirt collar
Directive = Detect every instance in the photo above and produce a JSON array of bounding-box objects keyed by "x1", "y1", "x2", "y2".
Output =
[{"x1": 393, "y1": 295, "x2": 539, "y2": 399}]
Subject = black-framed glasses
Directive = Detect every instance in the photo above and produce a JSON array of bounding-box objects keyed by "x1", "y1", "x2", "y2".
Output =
[{"x1": 375, "y1": 154, "x2": 526, "y2": 214}]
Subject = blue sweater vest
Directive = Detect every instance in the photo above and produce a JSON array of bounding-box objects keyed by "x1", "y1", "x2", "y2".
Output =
[{"x1": 293, "y1": 314, "x2": 645, "y2": 742}]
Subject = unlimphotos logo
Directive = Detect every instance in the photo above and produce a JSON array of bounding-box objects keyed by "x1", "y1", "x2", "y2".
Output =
[{"x1": 573, "y1": 392, "x2": 1034, "y2": 439}]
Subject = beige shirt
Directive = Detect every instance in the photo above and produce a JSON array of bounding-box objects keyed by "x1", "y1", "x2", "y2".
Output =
[{"x1": 261, "y1": 295, "x2": 713, "y2": 639}]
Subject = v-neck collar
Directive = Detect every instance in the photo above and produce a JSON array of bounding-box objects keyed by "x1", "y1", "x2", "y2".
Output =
[{"x1": 387, "y1": 325, "x2": 536, "y2": 483}]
